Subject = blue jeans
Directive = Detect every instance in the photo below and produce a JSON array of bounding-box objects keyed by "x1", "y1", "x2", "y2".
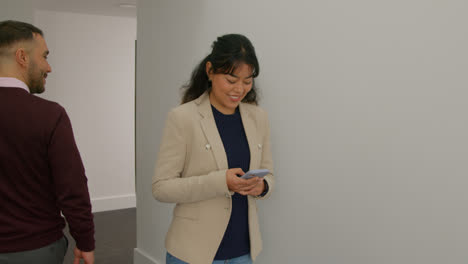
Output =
[{"x1": 166, "y1": 252, "x2": 252, "y2": 264}]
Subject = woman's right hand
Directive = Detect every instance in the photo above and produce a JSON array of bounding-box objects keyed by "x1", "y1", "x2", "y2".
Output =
[{"x1": 226, "y1": 168, "x2": 262, "y2": 195}]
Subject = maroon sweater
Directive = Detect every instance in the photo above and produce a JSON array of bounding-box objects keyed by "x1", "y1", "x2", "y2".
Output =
[{"x1": 0, "y1": 87, "x2": 95, "y2": 252}]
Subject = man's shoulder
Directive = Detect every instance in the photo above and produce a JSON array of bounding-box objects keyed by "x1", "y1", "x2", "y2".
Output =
[
  {"x1": 1, "y1": 88, "x2": 63, "y2": 111},
  {"x1": 18, "y1": 92, "x2": 66, "y2": 117}
]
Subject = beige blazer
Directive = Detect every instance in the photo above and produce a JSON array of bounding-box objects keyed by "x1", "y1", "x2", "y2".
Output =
[{"x1": 152, "y1": 92, "x2": 274, "y2": 264}]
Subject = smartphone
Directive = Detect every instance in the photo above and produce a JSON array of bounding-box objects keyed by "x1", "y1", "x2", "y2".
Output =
[{"x1": 240, "y1": 169, "x2": 270, "y2": 179}]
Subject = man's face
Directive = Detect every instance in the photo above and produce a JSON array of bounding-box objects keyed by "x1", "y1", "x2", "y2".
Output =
[{"x1": 27, "y1": 34, "x2": 51, "y2": 94}]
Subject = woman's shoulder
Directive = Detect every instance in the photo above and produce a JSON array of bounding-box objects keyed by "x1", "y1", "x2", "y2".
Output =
[
  {"x1": 167, "y1": 100, "x2": 199, "y2": 121},
  {"x1": 241, "y1": 102, "x2": 268, "y2": 119}
]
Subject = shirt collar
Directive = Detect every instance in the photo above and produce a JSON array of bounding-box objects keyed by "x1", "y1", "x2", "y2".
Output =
[{"x1": 0, "y1": 77, "x2": 30, "y2": 93}]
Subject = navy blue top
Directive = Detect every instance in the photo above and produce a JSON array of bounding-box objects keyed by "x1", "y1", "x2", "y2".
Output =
[{"x1": 212, "y1": 105, "x2": 251, "y2": 260}]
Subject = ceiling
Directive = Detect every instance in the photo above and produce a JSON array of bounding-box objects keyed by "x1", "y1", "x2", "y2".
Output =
[{"x1": 34, "y1": 0, "x2": 136, "y2": 18}]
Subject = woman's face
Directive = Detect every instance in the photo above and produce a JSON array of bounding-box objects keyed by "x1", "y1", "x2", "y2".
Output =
[{"x1": 206, "y1": 62, "x2": 254, "y2": 115}]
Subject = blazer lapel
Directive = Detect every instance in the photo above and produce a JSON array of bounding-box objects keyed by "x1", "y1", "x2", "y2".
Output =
[
  {"x1": 197, "y1": 93, "x2": 228, "y2": 170},
  {"x1": 239, "y1": 103, "x2": 260, "y2": 170}
]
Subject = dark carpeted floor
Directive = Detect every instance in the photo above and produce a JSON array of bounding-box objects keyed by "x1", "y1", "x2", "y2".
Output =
[{"x1": 63, "y1": 208, "x2": 136, "y2": 264}]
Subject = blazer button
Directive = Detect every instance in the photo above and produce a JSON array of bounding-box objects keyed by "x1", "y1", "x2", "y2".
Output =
[
  {"x1": 257, "y1": 144, "x2": 262, "y2": 149},
  {"x1": 205, "y1": 144, "x2": 211, "y2": 150}
]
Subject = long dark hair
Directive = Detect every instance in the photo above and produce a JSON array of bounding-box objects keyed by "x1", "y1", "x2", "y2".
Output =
[{"x1": 181, "y1": 34, "x2": 260, "y2": 104}]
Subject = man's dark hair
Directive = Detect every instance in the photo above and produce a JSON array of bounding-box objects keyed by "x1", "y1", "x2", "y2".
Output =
[{"x1": 0, "y1": 20, "x2": 43, "y2": 49}]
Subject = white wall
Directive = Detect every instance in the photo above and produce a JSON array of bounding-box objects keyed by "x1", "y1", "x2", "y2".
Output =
[
  {"x1": 136, "y1": 1, "x2": 468, "y2": 264},
  {"x1": 34, "y1": 10, "x2": 136, "y2": 212},
  {"x1": 0, "y1": 0, "x2": 33, "y2": 22}
]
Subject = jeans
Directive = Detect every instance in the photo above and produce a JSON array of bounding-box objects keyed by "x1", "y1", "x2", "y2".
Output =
[{"x1": 166, "y1": 252, "x2": 252, "y2": 264}]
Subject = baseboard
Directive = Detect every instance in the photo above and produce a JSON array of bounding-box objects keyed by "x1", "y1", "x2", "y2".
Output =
[
  {"x1": 134, "y1": 248, "x2": 162, "y2": 264},
  {"x1": 91, "y1": 194, "x2": 136, "y2": 212}
]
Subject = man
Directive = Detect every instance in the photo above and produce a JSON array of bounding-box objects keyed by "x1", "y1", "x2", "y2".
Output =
[{"x1": 0, "y1": 20, "x2": 95, "y2": 264}]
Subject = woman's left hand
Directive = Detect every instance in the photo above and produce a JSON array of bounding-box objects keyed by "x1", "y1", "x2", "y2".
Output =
[{"x1": 240, "y1": 179, "x2": 265, "y2": 196}]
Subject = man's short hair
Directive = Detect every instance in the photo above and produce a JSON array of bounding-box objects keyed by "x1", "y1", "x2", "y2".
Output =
[{"x1": 0, "y1": 20, "x2": 43, "y2": 50}]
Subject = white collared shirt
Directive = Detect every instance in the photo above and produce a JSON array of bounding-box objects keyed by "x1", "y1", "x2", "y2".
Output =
[{"x1": 0, "y1": 77, "x2": 29, "y2": 93}]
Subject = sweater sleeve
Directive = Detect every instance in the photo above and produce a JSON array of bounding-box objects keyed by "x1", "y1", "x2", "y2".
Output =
[{"x1": 47, "y1": 107, "x2": 95, "y2": 252}]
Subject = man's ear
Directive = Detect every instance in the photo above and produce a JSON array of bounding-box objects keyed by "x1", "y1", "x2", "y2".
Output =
[
  {"x1": 15, "y1": 48, "x2": 29, "y2": 68},
  {"x1": 205, "y1": 61, "x2": 213, "y2": 80}
]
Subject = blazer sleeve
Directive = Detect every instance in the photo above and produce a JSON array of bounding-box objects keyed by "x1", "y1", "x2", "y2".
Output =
[
  {"x1": 256, "y1": 109, "x2": 275, "y2": 200},
  {"x1": 152, "y1": 109, "x2": 231, "y2": 204}
]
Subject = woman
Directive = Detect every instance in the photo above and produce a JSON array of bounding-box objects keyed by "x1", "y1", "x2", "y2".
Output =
[{"x1": 152, "y1": 34, "x2": 274, "y2": 264}]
